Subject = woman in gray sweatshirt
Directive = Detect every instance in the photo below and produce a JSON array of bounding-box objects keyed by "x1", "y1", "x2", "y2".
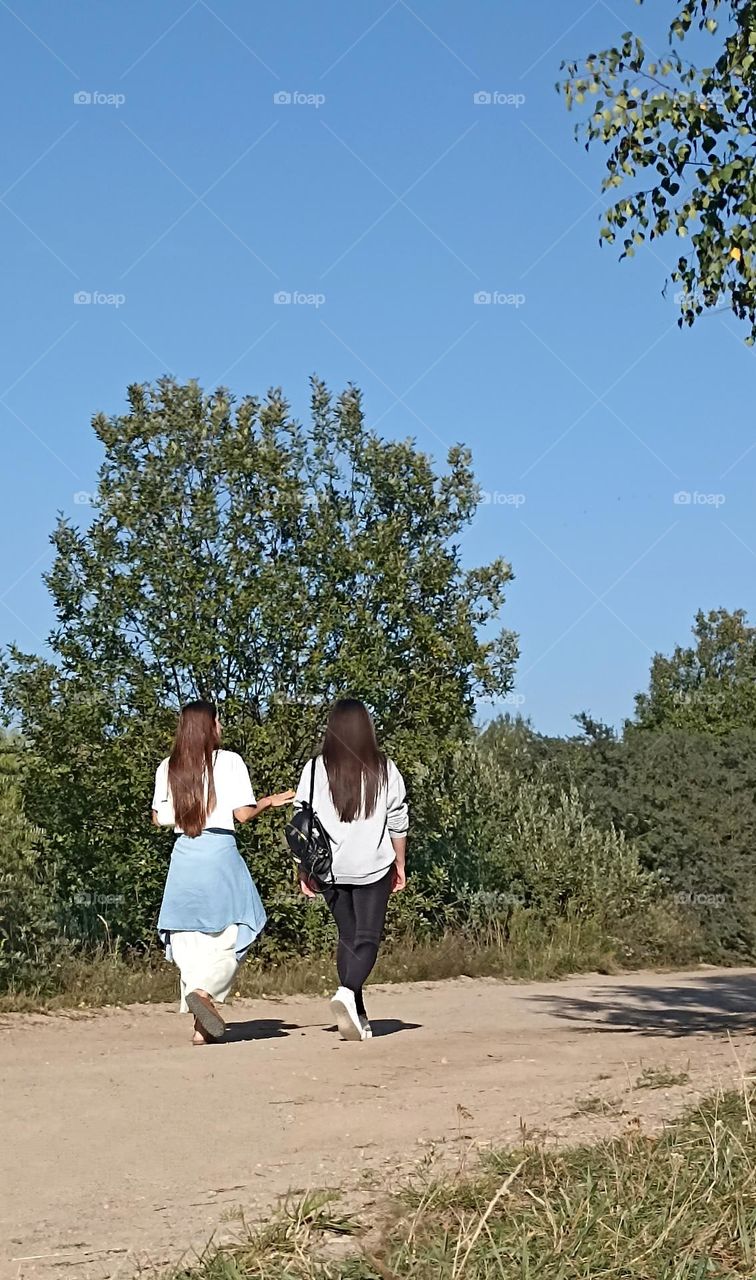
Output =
[{"x1": 294, "y1": 699, "x2": 409, "y2": 1041}]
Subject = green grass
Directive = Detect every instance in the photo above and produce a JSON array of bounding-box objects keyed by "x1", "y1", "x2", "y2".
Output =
[
  {"x1": 0, "y1": 903, "x2": 698, "y2": 1014},
  {"x1": 0, "y1": 914, "x2": 611, "y2": 1013},
  {"x1": 161, "y1": 1089, "x2": 756, "y2": 1279}
]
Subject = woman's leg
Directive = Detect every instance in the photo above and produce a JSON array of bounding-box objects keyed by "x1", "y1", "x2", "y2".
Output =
[
  {"x1": 322, "y1": 875, "x2": 391, "y2": 1038},
  {"x1": 323, "y1": 871, "x2": 392, "y2": 996},
  {"x1": 170, "y1": 926, "x2": 239, "y2": 1008},
  {"x1": 349, "y1": 871, "x2": 392, "y2": 1001},
  {"x1": 321, "y1": 884, "x2": 358, "y2": 989}
]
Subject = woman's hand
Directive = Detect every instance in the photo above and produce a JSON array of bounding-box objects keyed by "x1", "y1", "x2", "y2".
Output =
[
  {"x1": 299, "y1": 874, "x2": 318, "y2": 899},
  {"x1": 234, "y1": 790, "x2": 294, "y2": 823},
  {"x1": 267, "y1": 789, "x2": 296, "y2": 808},
  {"x1": 391, "y1": 862, "x2": 407, "y2": 893}
]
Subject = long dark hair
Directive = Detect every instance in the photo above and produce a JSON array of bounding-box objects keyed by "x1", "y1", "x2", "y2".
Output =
[
  {"x1": 322, "y1": 699, "x2": 388, "y2": 822},
  {"x1": 168, "y1": 700, "x2": 219, "y2": 837}
]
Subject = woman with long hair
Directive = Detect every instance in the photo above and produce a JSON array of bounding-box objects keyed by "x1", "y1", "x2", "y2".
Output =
[
  {"x1": 153, "y1": 700, "x2": 293, "y2": 1045},
  {"x1": 294, "y1": 699, "x2": 409, "y2": 1041}
]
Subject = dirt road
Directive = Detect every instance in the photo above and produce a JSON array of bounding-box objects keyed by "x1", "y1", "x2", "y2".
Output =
[{"x1": 3, "y1": 967, "x2": 756, "y2": 1279}]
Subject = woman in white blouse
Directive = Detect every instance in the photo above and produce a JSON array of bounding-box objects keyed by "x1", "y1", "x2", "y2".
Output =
[{"x1": 153, "y1": 700, "x2": 292, "y2": 1045}]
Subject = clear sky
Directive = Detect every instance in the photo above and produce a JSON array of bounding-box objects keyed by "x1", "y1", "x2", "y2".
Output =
[{"x1": 1, "y1": 1, "x2": 752, "y2": 736}]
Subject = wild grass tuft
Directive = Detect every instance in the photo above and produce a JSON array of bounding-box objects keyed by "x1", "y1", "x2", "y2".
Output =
[{"x1": 159, "y1": 1087, "x2": 756, "y2": 1279}]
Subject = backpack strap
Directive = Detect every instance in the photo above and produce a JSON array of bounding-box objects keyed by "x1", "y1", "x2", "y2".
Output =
[{"x1": 306, "y1": 757, "x2": 317, "y2": 854}]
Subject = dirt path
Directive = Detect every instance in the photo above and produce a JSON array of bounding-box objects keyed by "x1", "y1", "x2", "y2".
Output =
[{"x1": 3, "y1": 966, "x2": 756, "y2": 1279}]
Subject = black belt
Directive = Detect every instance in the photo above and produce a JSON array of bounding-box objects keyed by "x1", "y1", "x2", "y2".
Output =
[{"x1": 204, "y1": 827, "x2": 235, "y2": 836}]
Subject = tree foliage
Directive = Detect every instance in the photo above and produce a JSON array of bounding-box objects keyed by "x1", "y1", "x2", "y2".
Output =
[
  {"x1": 565, "y1": 607, "x2": 756, "y2": 955},
  {"x1": 560, "y1": 0, "x2": 756, "y2": 339},
  {"x1": 575, "y1": 727, "x2": 756, "y2": 956},
  {"x1": 0, "y1": 376, "x2": 517, "y2": 943},
  {"x1": 0, "y1": 733, "x2": 60, "y2": 989},
  {"x1": 631, "y1": 607, "x2": 756, "y2": 733}
]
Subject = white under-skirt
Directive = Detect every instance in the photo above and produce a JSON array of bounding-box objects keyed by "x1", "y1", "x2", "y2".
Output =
[{"x1": 169, "y1": 924, "x2": 240, "y2": 1012}]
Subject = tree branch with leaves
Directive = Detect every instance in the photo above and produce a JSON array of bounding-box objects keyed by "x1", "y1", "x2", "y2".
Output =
[{"x1": 560, "y1": 0, "x2": 756, "y2": 339}]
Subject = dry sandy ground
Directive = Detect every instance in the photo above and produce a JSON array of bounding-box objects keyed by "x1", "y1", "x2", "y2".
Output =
[{"x1": 3, "y1": 966, "x2": 756, "y2": 1279}]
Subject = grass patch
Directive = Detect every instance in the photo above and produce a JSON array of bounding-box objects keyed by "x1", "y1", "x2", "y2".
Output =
[
  {"x1": 0, "y1": 904, "x2": 700, "y2": 1015},
  {"x1": 161, "y1": 1088, "x2": 756, "y2": 1278},
  {"x1": 0, "y1": 946, "x2": 177, "y2": 1014},
  {"x1": 570, "y1": 1092, "x2": 619, "y2": 1116},
  {"x1": 165, "y1": 1192, "x2": 357, "y2": 1280},
  {"x1": 0, "y1": 918, "x2": 618, "y2": 1013},
  {"x1": 635, "y1": 1063, "x2": 691, "y2": 1090}
]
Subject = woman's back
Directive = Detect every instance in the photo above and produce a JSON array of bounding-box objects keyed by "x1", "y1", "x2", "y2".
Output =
[
  {"x1": 295, "y1": 698, "x2": 410, "y2": 1041},
  {"x1": 295, "y1": 754, "x2": 408, "y2": 885},
  {"x1": 153, "y1": 749, "x2": 255, "y2": 833}
]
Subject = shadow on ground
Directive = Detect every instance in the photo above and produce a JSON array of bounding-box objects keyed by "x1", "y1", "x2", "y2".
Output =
[
  {"x1": 526, "y1": 971, "x2": 756, "y2": 1037},
  {"x1": 321, "y1": 1019, "x2": 422, "y2": 1038},
  {"x1": 224, "y1": 1017, "x2": 422, "y2": 1042},
  {"x1": 224, "y1": 1018, "x2": 298, "y2": 1042},
  {"x1": 370, "y1": 1018, "x2": 422, "y2": 1037}
]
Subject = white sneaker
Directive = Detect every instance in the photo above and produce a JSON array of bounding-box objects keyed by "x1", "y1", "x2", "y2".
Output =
[
  {"x1": 331, "y1": 987, "x2": 364, "y2": 1041},
  {"x1": 360, "y1": 1015, "x2": 372, "y2": 1039}
]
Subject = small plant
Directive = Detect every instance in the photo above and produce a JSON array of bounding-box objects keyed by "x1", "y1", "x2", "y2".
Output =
[
  {"x1": 571, "y1": 1094, "x2": 618, "y2": 1117},
  {"x1": 635, "y1": 1064, "x2": 690, "y2": 1091},
  {"x1": 166, "y1": 1191, "x2": 356, "y2": 1278}
]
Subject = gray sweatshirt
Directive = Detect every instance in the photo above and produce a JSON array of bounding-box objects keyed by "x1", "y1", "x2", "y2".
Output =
[{"x1": 294, "y1": 755, "x2": 409, "y2": 885}]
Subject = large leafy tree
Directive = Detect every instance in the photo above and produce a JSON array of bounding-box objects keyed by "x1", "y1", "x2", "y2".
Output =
[
  {"x1": 567, "y1": 609, "x2": 756, "y2": 955},
  {"x1": 561, "y1": 0, "x2": 756, "y2": 339},
  {"x1": 630, "y1": 607, "x2": 756, "y2": 732},
  {"x1": 0, "y1": 377, "x2": 517, "y2": 944},
  {"x1": 574, "y1": 725, "x2": 756, "y2": 957}
]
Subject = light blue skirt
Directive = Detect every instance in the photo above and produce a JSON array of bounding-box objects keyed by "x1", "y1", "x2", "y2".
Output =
[{"x1": 157, "y1": 830, "x2": 267, "y2": 964}]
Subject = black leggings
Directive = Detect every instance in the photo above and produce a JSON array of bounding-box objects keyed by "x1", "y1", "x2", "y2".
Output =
[{"x1": 320, "y1": 870, "x2": 393, "y2": 1016}]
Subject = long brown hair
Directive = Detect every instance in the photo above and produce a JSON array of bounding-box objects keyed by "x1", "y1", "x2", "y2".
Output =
[
  {"x1": 167, "y1": 700, "x2": 219, "y2": 837},
  {"x1": 322, "y1": 699, "x2": 388, "y2": 822}
]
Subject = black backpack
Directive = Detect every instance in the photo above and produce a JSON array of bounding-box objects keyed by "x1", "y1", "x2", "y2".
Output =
[{"x1": 284, "y1": 758, "x2": 335, "y2": 886}]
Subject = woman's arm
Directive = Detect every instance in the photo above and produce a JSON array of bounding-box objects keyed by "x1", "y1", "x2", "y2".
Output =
[
  {"x1": 151, "y1": 762, "x2": 175, "y2": 826},
  {"x1": 234, "y1": 790, "x2": 295, "y2": 823},
  {"x1": 386, "y1": 761, "x2": 409, "y2": 891},
  {"x1": 390, "y1": 834, "x2": 407, "y2": 892},
  {"x1": 152, "y1": 805, "x2": 174, "y2": 827}
]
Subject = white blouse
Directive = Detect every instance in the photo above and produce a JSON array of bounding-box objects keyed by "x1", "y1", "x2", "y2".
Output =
[{"x1": 152, "y1": 749, "x2": 256, "y2": 833}]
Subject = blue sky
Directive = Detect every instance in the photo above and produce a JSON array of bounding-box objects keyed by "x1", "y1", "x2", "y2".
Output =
[{"x1": 1, "y1": 0, "x2": 753, "y2": 736}]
